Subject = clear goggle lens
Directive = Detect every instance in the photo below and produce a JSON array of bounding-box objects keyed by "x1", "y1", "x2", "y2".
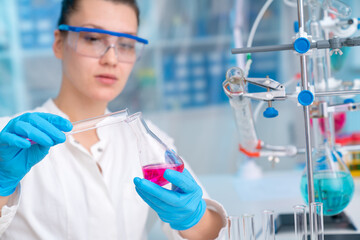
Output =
[{"x1": 67, "y1": 31, "x2": 145, "y2": 63}]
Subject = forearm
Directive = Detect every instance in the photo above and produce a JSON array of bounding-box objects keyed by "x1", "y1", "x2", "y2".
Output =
[{"x1": 179, "y1": 208, "x2": 224, "y2": 240}]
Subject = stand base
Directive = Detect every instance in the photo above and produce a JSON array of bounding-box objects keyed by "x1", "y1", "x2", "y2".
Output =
[
  {"x1": 276, "y1": 212, "x2": 357, "y2": 233},
  {"x1": 322, "y1": 234, "x2": 360, "y2": 240}
]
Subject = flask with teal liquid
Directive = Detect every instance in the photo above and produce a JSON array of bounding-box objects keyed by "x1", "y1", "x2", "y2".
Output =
[{"x1": 301, "y1": 112, "x2": 354, "y2": 216}]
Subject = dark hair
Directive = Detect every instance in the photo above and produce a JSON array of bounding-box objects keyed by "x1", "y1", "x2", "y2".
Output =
[{"x1": 57, "y1": 0, "x2": 140, "y2": 26}]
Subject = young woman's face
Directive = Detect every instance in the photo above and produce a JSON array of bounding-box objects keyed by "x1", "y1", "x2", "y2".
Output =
[{"x1": 53, "y1": 0, "x2": 138, "y2": 103}]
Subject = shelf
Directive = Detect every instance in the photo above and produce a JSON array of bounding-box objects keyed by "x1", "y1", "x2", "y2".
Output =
[
  {"x1": 153, "y1": 35, "x2": 233, "y2": 49},
  {"x1": 0, "y1": 48, "x2": 54, "y2": 59},
  {"x1": 145, "y1": 33, "x2": 281, "y2": 51},
  {"x1": 23, "y1": 48, "x2": 54, "y2": 58},
  {"x1": 0, "y1": 51, "x2": 10, "y2": 60}
]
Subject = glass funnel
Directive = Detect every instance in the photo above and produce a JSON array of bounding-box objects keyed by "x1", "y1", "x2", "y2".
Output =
[
  {"x1": 125, "y1": 112, "x2": 184, "y2": 186},
  {"x1": 301, "y1": 112, "x2": 354, "y2": 216}
]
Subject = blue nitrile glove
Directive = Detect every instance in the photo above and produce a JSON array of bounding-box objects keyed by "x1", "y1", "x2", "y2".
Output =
[
  {"x1": 0, "y1": 112, "x2": 72, "y2": 196},
  {"x1": 134, "y1": 168, "x2": 207, "y2": 230}
]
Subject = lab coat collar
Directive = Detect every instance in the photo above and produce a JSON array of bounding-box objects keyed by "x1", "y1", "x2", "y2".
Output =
[
  {"x1": 42, "y1": 99, "x2": 110, "y2": 158},
  {"x1": 42, "y1": 99, "x2": 111, "y2": 120},
  {"x1": 42, "y1": 99, "x2": 70, "y2": 120}
]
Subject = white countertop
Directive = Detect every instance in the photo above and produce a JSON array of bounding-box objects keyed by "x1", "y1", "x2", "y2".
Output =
[{"x1": 148, "y1": 170, "x2": 360, "y2": 239}]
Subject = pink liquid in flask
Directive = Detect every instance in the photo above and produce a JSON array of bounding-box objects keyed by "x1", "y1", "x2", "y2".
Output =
[{"x1": 142, "y1": 163, "x2": 184, "y2": 186}]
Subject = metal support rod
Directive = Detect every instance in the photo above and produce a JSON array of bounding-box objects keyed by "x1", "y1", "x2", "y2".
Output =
[
  {"x1": 232, "y1": 44, "x2": 294, "y2": 54},
  {"x1": 297, "y1": 0, "x2": 305, "y2": 32},
  {"x1": 323, "y1": 12, "x2": 333, "y2": 81},
  {"x1": 315, "y1": 89, "x2": 360, "y2": 97},
  {"x1": 231, "y1": 36, "x2": 360, "y2": 54},
  {"x1": 300, "y1": 56, "x2": 315, "y2": 206},
  {"x1": 297, "y1": 0, "x2": 316, "y2": 233}
]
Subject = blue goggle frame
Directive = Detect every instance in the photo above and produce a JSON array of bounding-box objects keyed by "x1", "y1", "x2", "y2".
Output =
[{"x1": 58, "y1": 24, "x2": 149, "y2": 45}]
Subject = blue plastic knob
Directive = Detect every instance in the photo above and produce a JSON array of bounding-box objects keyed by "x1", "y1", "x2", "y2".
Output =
[
  {"x1": 298, "y1": 90, "x2": 314, "y2": 106},
  {"x1": 294, "y1": 37, "x2": 310, "y2": 54},
  {"x1": 263, "y1": 107, "x2": 279, "y2": 118},
  {"x1": 294, "y1": 21, "x2": 299, "y2": 33},
  {"x1": 344, "y1": 98, "x2": 355, "y2": 104}
]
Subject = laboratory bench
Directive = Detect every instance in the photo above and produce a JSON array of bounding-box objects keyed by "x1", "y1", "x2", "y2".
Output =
[{"x1": 148, "y1": 170, "x2": 360, "y2": 239}]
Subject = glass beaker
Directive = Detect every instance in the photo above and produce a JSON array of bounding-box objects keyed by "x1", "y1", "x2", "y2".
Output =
[
  {"x1": 301, "y1": 113, "x2": 354, "y2": 216},
  {"x1": 125, "y1": 112, "x2": 184, "y2": 186}
]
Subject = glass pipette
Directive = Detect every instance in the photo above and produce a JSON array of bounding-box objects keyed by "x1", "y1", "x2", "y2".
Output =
[
  {"x1": 27, "y1": 109, "x2": 129, "y2": 144},
  {"x1": 66, "y1": 109, "x2": 129, "y2": 135}
]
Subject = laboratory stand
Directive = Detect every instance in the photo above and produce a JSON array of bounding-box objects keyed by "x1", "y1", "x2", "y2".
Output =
[{"x1": 223, "y1": 0, "x2": 360, "y2": 239}]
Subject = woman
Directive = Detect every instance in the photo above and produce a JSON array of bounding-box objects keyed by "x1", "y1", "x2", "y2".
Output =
[{"x1": 0, "y1": 0, "x2": 226, "y2": 239}]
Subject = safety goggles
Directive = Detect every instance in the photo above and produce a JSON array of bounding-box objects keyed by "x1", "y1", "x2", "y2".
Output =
[{"x1": 58, "y1": 24, "x2": 148, "y2": 63}]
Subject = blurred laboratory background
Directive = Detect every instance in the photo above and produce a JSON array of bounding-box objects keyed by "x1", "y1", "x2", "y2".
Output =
[{"x1": 0, "y1": 0, "x2": 359, "y2": 177}]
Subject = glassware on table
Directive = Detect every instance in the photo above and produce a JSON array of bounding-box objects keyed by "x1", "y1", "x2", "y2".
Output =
[
  {"x1": 242, "y1": 214, "x2": 256, "y2": 240},
  {"x1": 301, "y1": 113, "x2": 354, "y2": 216},
  {"x1": 310, "y1": 202, "x2": 324, "y2": 240},
  {"x1": 294, "y1": 205, "x2": 307, "y2": 240},
  {"x1": 262, "y1": 210, "x2": 275, "y2": 240},
  {"x1": 125, "y1": 112, "x2": 184, "y2": 186},
  {"x1": 226, "y1": 216, "x2": 241, "y2": 240}
]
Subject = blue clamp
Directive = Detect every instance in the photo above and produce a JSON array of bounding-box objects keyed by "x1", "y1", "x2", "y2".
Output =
[
  {"x1": 294, "y1": 37, "x2": 310, "y2": 54},
  {"x1": 263, "y1": 107, "x2": 278, "y2": 118},
  {"x1": 298, "y1": 90, "x2": 314, "y2": 106},
  {"x1": 344, "y1": 98, "x2": 355, "y2": 104},
  {"x1": 358, "y1": 18, "x2": 360, "y2": 29},
  {"x1": 294, "y1": 21, "x2": 299, "y2": 33}
]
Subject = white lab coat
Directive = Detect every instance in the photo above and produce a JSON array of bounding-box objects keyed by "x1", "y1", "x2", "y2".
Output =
[{"x1": 0, "y1": 99, "x2": 227, "y2": 240}]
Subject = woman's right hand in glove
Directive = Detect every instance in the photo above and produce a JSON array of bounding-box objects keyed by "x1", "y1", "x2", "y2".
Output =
[{"x1": 0, "y1": 112, "x2": 72, "y2": 196}]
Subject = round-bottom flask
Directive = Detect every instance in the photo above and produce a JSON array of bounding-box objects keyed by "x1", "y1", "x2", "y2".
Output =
[
  {"x1": 301, "y1": 115, "x2": 354, "y2": 216},
  {"x1": 300, "y1": 149, "x2": 354, "y2": 216}
]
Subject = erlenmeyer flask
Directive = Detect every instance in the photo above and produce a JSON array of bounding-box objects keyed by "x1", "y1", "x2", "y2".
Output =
[
  {"x1": 301, "y1": 112, "x2": 354, "y2": 216},
  {"x1": 126, "y1": 112, "x2": 184, "y2": 186}
]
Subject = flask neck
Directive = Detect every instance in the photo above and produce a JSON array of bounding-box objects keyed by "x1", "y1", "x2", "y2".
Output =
[
  {"x1": 321, "y1": 114, "x2": 335, "y2": 148},
  {"x1": 312, "y1": 112, "x2": 349, "y2": 173},
  {"x1": 126, "y1": 112, "x2": 147, "y2": 139},
  {"x1": 125, "y1": 112, "x2": 169, "y2": 151},
  {"x1": 312, "y1": 113, "x2": 336, "y2": 150}
]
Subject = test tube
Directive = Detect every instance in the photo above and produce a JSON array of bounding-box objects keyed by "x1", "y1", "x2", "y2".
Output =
[
  {"x1": 226, "y1": 216, "x2": 241, "y2": 240},
  {"x1": 262, "y1": 210, "x2": 275, "y2": 240},
  {"x1": 310, "y1": 202, "x2": 324, "y2": 240},
  {"x1": 242, "y1": 214, "x2": 256, "y2": 240},
  {"x1": 294, "y1": 205, "x2": 307, "y2": 240},
  {"x1": 67, "y1": 109, "x2": 129, "y2": 135}
]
